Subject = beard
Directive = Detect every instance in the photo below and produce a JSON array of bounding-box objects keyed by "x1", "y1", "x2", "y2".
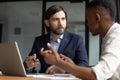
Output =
[{"x1": 50, "y1": 26, "x2": 67, "y2": 35}]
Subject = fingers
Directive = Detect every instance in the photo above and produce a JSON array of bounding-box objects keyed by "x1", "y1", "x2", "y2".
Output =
[
  {"x1": 46, "y1": 65, "x2": 55, "y2": 74},
  {"x1": 60, "y1": 54, "x2": 69, "y2": 61},
  {"x1": 33, "y1": 54, "x2": 36, "y2": 58},
  {"x1": 40, "y1": 43, "x2": 59, "y2": 58},
  {"x1": 46, "y1": 65, "x2": 66, "y2": 74},
  {"x1": 60, "y1": 54, "x2": 74, "y2": 64},
  {"x1": 40, "y1": 48, "x2": 44, "y2": 56},
  {"x1": 47, "y1": 43, "x2": 59, "y2": 58},
  {"x1": 32, "y1": 54, "x2": 39, "y2": 62},
  {"x1": 25, "y1": 53, "x2": 39, "y2": 68},
  {"x1": 40, "y1": 43, "x2": 61, "y2": 65},
  {"x1": 40, "y1": 47, "x2": 52, "y2": 56}
]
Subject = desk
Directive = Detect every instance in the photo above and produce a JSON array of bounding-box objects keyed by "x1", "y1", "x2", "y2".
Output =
[
  {"x1": 0, "y1": 71, "x2": 81, "y2": 80},
  {"x1": 0, "y1": 75, "x2": 82, "y2": 80},
  {"x1": 0, "y1": 75, "x2": 49, "y2": 80}
]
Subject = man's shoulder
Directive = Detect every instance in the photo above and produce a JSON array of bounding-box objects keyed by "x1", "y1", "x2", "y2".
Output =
[
  {"x1": 34, "y1": 33, "x2": 50, "y2": 41},
  {"x1": 65, "y1": 31, "x2": 82, "y2": 38},
  {"x1": 35, "y1": 33, "x2": 50, "y2": 38}
]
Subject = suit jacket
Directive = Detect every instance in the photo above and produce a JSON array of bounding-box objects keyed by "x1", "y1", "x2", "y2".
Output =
[{"x1": 25, "y1": 31, "x2": 88, "y2": 73}]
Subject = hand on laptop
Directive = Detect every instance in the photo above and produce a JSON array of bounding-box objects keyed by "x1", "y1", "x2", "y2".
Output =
[
  {"x1": 25, "y1": 54, "x2": 39, "y2": 69},
  {"x1": 45, "y1": 65, "x2": 66, "y2": 74}
]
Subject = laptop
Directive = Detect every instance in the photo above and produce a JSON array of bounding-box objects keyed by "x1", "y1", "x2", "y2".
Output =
[
  {"x1": 0, "y1": 41, "x2": 27, "y2": 76},
  {"x1": 0, "y1": 41, "x2": 78, "y2": 79}
]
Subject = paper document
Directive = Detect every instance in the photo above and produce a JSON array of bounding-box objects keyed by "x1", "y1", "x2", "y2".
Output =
[{"x1": 27, "y1": 73, "x2": 78, "y2": 80}]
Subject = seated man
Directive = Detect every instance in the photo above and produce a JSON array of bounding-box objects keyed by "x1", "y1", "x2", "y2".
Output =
[{"x1": 24, "y1": 5, "x2": 88, "y2": 74}]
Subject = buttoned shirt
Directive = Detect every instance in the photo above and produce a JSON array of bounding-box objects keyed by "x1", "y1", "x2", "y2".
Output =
[
  {"x1": 50, "y1": 34, "x2": 63, "y2": 51},
  {"x1": 92, "y1": 22, "x2": 120, "y2": 80}
]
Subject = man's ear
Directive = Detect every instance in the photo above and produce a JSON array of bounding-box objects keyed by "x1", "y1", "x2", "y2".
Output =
[
  {"x1": 96, "y1": 13, "x2": 100, "y2": 22},
  {"x1": 44, "y1": 20, "x2": 50, "y2": 27}
]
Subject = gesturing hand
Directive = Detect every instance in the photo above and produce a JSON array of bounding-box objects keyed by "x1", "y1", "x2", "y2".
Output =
[
  {"x1": 25, "y1": 54, "x2": 39, "y2": 69},
  {"x1": 40, "y1": 43, "x2": 61, "y2": 65}
]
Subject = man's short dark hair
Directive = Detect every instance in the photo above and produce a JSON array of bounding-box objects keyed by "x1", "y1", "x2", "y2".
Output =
[{"x1": 87, "y1": 0, "x2": 116, "y2": 21}]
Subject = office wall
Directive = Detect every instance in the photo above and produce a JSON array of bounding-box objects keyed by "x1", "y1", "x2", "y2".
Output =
[
  {"x1": 0, "y1": 1, "x2": 42, "y2": 61},
  {"x1": 0, "y1": 1, "x2": 99, "y2": 66}
]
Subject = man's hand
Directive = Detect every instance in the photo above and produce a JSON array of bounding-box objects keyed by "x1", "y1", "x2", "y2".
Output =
[
  {"x1": 40, "y1": 43, "x2": 61, "y2": 65},
  {"x1": 46, "y1": 65, "x2": 66, "y2": 74},
  {"x1": 25, "y1": 54, "x2": 39, "y2": 69},
  {"x1": 60, "y1": 54, "x2": 75, "y2": 64},
  {"x1": 45, "y1": 54, "x2": 75, "y2": 74},
  {"x1": 40, "y1": 43, "x2": 74, "y2": 65}
]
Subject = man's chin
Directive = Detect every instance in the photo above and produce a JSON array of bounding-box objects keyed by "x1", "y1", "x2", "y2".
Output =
[
  {"x1": 52, "y1": 29, "x2": 65, "y2": 35},
  {"x1": 52, "y1": 31, "x2": 63, "y2": 35},
  {"x1": 57, "y1": 32, "x2": 64, "y2": 35},
  {"x1": 56, "y1": 30, "x2": 65, "y2": 35}
]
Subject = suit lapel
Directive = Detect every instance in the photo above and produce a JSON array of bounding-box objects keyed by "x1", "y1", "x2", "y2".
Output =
[
  {"x1": 58, "y1": 31, "x2": 71, "y2": 53},
  {"x1": 43, "y1": 33, "x2": 50, "y2": 50}
]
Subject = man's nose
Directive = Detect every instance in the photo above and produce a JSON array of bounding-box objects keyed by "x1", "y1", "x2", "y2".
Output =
[{"x1": 58, "y1": 19, "x2": 62, "y2": 25}]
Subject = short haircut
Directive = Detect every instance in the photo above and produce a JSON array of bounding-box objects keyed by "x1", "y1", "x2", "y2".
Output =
[
  {"x1": 87, "y1": 0, "x2": 116, "y2": 21},
  {"x1": 44, "y1": 5, "x2": 67, "y2": 32}
]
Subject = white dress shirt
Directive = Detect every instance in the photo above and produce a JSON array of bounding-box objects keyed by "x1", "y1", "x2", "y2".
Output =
[{"x1": 92, "y1": 22, "x2": 120, "y2": 80}]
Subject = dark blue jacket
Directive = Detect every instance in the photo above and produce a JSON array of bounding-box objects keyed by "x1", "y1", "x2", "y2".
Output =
[{"x1": 25, "y1": 31, "x2": 88, "y2": 73}]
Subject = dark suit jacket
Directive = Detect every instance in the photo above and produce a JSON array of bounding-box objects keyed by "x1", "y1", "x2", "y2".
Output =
[{"x1": 25, "y1": 31, "x2": 88, "y2": 73}]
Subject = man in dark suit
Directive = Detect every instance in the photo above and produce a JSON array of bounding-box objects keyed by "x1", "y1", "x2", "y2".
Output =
[{"x1": 24, "y1": 5, "x2": 88, "y2": 74}]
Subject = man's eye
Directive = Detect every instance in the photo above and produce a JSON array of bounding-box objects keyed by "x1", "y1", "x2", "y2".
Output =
[{"x1": 62, "y1": 18, "x2": 66, "y2": 20}]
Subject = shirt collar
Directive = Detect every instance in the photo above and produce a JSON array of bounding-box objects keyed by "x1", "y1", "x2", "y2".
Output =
[
  {"x1": 50, "y1": 34, "x2": 64, "y2": 43},
  {"x1": 103, "y1": 22, "x2": 118, "y2": 39}
]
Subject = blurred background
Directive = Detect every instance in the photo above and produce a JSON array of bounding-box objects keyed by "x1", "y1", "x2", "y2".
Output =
[{"x1": 0, "y1": 0, "x2": 119, "y2": 67}]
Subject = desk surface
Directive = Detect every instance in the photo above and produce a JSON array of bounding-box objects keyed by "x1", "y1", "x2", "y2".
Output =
[
  {"x1": 0, "y1": 71, "x2": 81, "y2": 80},
  {"x1": 0, "y1": 75, "x2": 82, "y2": 80},
  {"x1": 0, "y1": 75, "x2": 49, "y2": 80}
]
